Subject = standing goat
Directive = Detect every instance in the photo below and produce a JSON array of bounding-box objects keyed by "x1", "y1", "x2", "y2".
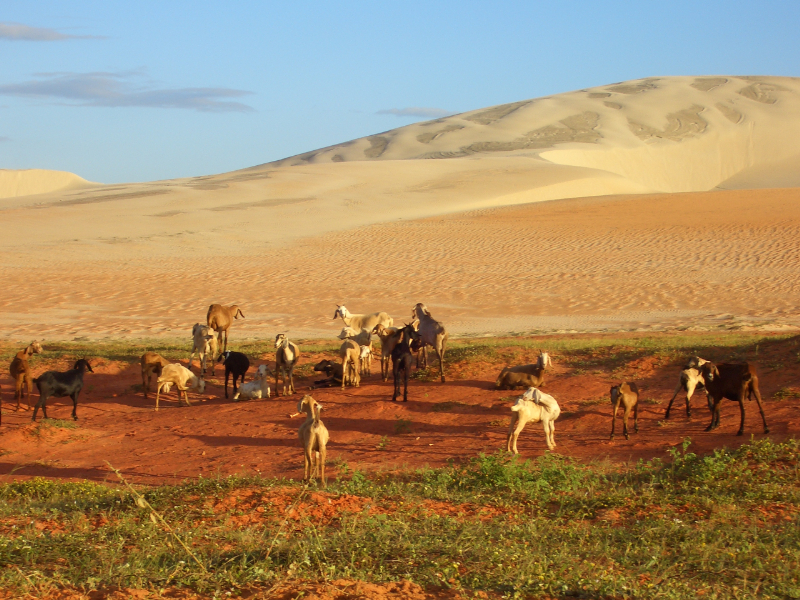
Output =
[
  {"x1": 411, "y1": 303, "x2": 448, "y2": 383},
  {"x1": 610, "y1": 382, "x2": 639, "y2": 440},
  {"x1": 339, "y1": 339, "x2": 361, "y2": 389},
  {"x1": 155, "y1": 363, "x2": 205, "y2": 411},
  {"x1": 217, "y1": 351, "x2": 250, "y2": 399},
  {"x1": 391, "y1": 323, "x2": 420, "y2": 402},
  {"x1": 10, "y1": 341, "x2": 43, "y2": 410},
  {"x1": 32, "y1": 359, "x2": 93, "y2": 422},
  {"x1": 495, "y1": 352, "x2": 552, "y2": 390},
  {"x1": 206, "y1": 304, "x2": 245, "y2": 354},
  {"x1": 372, "y1": 324, "x2": 401, "y2": 382},
  {"x1": 297, "y1": 395, "x2": 329, "y2": 486},
  {"x1": 275, "y1": 334, "x2": 300, "y2": 396},
  {"x1": 359, "y1": 344, "x2": 373, "y2": 377},
  {"x1": 141, "y1": 352, "x2": 171, "y2": 399},
  {"x1": 189, "y1": 323, "x2": 218, "y2": 375},
  {"x1": 664, "y1": 356, "x2": 710, "y2": 419},
  {"x1": 506, "y1": 387, "x2": 561, "y2": 453},
  {"x1": 700, "y1": 362, "x2": 769, "y2": 435},
  {"x1": 333, "y1": 305, "x2": 393, "y2": 332}
]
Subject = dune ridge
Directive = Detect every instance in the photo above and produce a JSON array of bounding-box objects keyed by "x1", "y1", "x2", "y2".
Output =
[{"x1": 0, "y1": 169, "x2": 94, "y2": 199}]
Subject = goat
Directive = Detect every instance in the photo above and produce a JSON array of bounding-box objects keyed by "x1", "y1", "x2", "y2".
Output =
[
  {"x1": 610, "y1": 382, "x2": 639, "y2": 440},
  {"x1": 333, "y1": 305, "x2": 393, "y2": 332},
  {"x1": 217, "y1": 351, "x2": 250, "y2": 399},
  {"x1": 700, "y1": 362, "x2": 769, "y2": 435},
  {"x1": 506, "y1": 387, "x2": 561, "y2": 453},
  {"x1": 337, "y1": 326, "x2": 372, "y2": 347},
  {"x1": 495, "y1": 352, "x2": 552, "y2": 390},
  {"x1": 10, "y1": 341, "x2": 43, "y2": 410},
  {"x1": 155, "y1": 363, "x2": 205, "y2": 411},
  {"x1": 339, "y1": 339, "x2": 361, "y2": 389},
  {"x1": 297, "y1": 394, "x2": 329, "y2": 486},
  {"x1": 233, "y1": 364, "x2": 271, "y2": 401},
  {"x1": 664, "y1": 356, "x2": 710, "y2": 419},
  {"x1": 275, "y1": 334, "x2": 300, "y2": 396},
  {"x1": 312, "y1": 359, "x2": 344, "y2": 387},
  {"x1": 189, "y1": 323, "x2": 218, "y2": 375},
  {"x1": 360, "y1": 344, "x2": 373, "y2": 377},
  {"x1": 31, "y1": 359, "x2": 93, "y2": 422},
  {"x1": 411, "y1": 303, "x2": 448, "y2": 383},
  {"x1": 140, "y1": 352, "x2": 171, "y2": 399},
  {"x1": 372, "y1": 324, "x2": 401, "y2": 382},
  {"x1": 391, "y1": 323, "x2": 420, "y2": 402},
  {"x1": 206, "y1": 304, "x2": 245, "y2": 354}
]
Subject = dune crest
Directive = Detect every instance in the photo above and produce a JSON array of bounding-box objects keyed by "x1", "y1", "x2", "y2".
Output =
[{"x1": 0, "y1": 169, "x2": 94, "y2": 199}]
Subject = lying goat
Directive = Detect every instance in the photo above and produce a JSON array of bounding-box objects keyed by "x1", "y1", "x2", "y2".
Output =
[
  {"x1": 506, "y1": 387, "x2": 561, "y2": 453},
  {"x1": 312, "y1": 359, "x2": 344, "y2": 388},
  {"x1": 495, "y1": 352, "x2": 552, "y2": 390},
  {"x1": 32, "y1": 359, "x2": 93, "y2": 422},
  {"x1": 233, "y1": 364, "x2": 271, "y2": 401}
]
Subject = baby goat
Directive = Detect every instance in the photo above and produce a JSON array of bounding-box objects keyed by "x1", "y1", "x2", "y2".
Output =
[
  {"x1": 610, "y1": 382, "x2": 639, "y2": 440},
  {"x1": 506, "y1": 387, "x2": 561, "y2": 453}
]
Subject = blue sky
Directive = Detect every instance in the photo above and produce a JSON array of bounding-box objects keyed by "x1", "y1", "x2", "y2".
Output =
[{"x1": 1, "y1": 1, "x2": 798, "y2": 183}]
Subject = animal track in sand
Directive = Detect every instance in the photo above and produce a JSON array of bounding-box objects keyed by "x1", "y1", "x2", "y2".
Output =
[{"x1": 628, "y1": 105, "x2": 708, "y2": 142}]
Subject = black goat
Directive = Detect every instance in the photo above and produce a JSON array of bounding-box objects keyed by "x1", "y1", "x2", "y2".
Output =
[
  {"x1": 391, "y1": 323, "x2": 420, "y2": 402},
  {"x1": 217, "y1": 351, "x2": 249, "y2": 399},
  {"x1": 312, "y1": 359, "x2": 343, "y2": 387},
  {"x1": 700, "y1": 362, "x2": 769, "y2": 436},
  {"x1": 32, "y1": 359, "x2": 93, "y2": 421}
]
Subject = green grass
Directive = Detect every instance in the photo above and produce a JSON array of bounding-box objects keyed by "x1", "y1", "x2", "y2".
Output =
[{"x1": 1, "y1": 438, "x2": 798, "y2": 598}]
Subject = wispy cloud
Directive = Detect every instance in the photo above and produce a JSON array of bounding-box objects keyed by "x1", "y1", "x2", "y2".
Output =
[
  {"x1": 0, "y1": 22, "x2": 104, "y2": 41},
  {"x1": 377, "y1": 107, "x2": 453, "y2": 118},
  {"x1": 0, "y1": 136, "x2": 9, "y2": 142},
  {"x1": 0, "y1": 71, "x2": 255, "y2": 113}
]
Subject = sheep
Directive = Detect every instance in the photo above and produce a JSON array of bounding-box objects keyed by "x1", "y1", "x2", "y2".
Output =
[
  {"x1": 155, "y1": 363, "x2": 205, "y2": 411},
  {"x1": 495, "y1": 352, "x2": 552, "y2": 390},
  {"x1": 189, "y1": 323, "x2": 218, "y2": 375},
  {"x1": 333, "y1": 305, "x2": 393, "y2": 333},
  {"x1": 206, "y1": 304, "x2": 245, "y2": 354},
  {"x1": 337, "y1": 326, "x2": 372, "y2": 347},
  {"x1": 140, "y1": 352, "x2": 171, "y2": 399},
  {"x1": 610, "y1": 382, "x2": 639, "y2": 440},
  {"x1": 391, "y1": 323, "x2": 420, "y2": 402},
  {"x1": 217, "y1": 351, "x2": 250, "y2": 399},
  {"x1": 339, "y1": 339, "x2": 361, "y2": 389},
  {"x1": 9, "y1": 341, "x2": 43, "y2": 410},
  {"x1": 359, "y1": 344, "x2": 373, "y2": 377},
  {"x1": 312, "y1": 359, "x2": 344, "y2": 387},
  {"x1": 31, "y1": 359, "x2": 93, "y2": 422},
  {"x1": 275, "y1": 334, "x2": 300, "y2": 396},
  {"x1": 700, "y1": 362, "x2": 769, "y2": 436},
  {"x1": 297, "y1": 394, "x2": 329, "y2": 486},
  {"x1": 506, "y1": 387, "x2": 561, "y2": 453},
  {"x1": 664, "y1": 356, "x2": 710, "y2": 419},
  {"x1": 372, "y1": 324, "x2": 401, "y2": 382},
  {"x1": 233, "y1": 364, "x2": 271, "y2": 401},
  {"x1": 411, "y1": 303, "x2": 448, "y2": 383}
]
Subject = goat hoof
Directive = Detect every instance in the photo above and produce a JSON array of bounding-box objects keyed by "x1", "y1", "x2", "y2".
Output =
[
  {"x1": 609, "y1": 435, "x2": 614, "y2": 440},
  {"x1": 764, "y1": 427, "x2": 770, "y2": 434},
  {"x1": 624, "y1": 434, "x2": 629, "y2": 440},
  {"x1": 736, "y1": 430, "x2": 744, "y2": 436},
  {"x1": 704, "y1": 425, "x2": 713, "y2": 432}
]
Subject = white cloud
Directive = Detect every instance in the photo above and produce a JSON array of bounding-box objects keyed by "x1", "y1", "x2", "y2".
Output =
[
  {"x1": 0, "y1": 71, "x2": 255, "y2": 113},
  {"x1": 377, "y1": 107, "x2": 453, "y2": 118},
  {"x1": 0, "y1": 22, "x2": 104, "y2": 41}
]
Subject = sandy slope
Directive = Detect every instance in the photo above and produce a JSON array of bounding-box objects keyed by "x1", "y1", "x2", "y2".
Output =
[
  {"x1": 1, "y1": 76, "x2": 799, "y2": 340},
  {"x1": 0, "y1": 169, "x2": 94, "y2": 199}
]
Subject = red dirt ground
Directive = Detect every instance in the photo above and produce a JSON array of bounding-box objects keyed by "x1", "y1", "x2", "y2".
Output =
[{"x1": 1, "y1": 336, "x2": 799, "y2": 486}]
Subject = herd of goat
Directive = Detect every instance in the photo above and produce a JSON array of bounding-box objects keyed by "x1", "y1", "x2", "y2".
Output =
[{"x1": 2, "y1": 302, "x2": 774, "y2": 485}]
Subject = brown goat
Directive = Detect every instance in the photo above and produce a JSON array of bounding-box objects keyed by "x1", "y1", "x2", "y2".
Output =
[
  {"x1": 610, "y1": 382, "x2": 639, "y2": 440},
  {"x1": 9, "y1": 341, "x2": 43, "y2": 410},
  {"x1": 206, "y1": 303, "x2": 245, "y2": 354},
  {"x1": 495, "y1": 352, "x2": 552, "y2": 390},
  {"x1": 700, "y1": 362, "x2": 769, "y2": 436},
  {"x1": 141, "y1": 352, "x2": 171, "y2": 399}
]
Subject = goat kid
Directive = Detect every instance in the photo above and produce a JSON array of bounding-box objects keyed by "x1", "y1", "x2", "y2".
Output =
[
  {"x1": 506, "y1": 387, "x2": 561, "y2": 453},
  {"x1": 610, "y1": 382, "x2": 639, "y2": 440}
]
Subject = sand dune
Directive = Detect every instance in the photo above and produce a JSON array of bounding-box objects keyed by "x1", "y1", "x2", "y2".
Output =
[
  {"x1": 0, "y1": 169, "x2": 94, "y2": 199},
  {"x1": 1, "y1": 76, "x2": 799, "y2": 340}
]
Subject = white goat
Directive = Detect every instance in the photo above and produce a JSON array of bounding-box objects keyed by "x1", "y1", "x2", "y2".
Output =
[
  {"x1": 506, "y1": 387, "x2": 561, "y2": 453},
  {"x1": 664, "y1": 356, "x2": 710, "y2": 419},
  {"x1": 233, "y1": 364, "x2": 271, "y2": 401},
  {"x1": 359, "y1": 344, "x2": 373, "y2": 377},
  {"x1": 334, "y1": 305, "x2": 393, "y2": 332},
  {"x1": 337, "y1": 326, "x2": 372, "y2": 347},
  {"x1": 155, "y1": 364, "x2": 206, "y2": 411},
  {"x1": 189, "y1": 323, "x2": 218, "y2": 375}
]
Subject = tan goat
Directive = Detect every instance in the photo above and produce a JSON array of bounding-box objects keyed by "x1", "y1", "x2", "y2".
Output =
[
  {"x1": 610, "y1": 382, "x2": 639, "y2": 440},
  {"x1": 372, "y1": 324, "x2": 401, "y2": 382},
  {"x1": 297, "y1": 395, "x2": 329, "y2": 486},
  {"x1": 206, "y1": 304, "x2": 245, "y2": 354},
  {"x1": 140, "y1": 352, "x2": 171, "y2": 399},
  {"x1": 506, "y1": 387, "x2": 561, "y2": 453},
  {"x1": 339, "y1": 338, "x2": 361, "y2": 389},
  {"x1": 155, "y1": 363, "x2": 206, "y2": 411},
  {"x1": 9, "y1": 341, "x2": 43, "y2": 410}
]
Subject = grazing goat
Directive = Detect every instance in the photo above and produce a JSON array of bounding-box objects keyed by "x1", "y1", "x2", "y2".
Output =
[
  {"x1": 10, "y1": 341, "x2": 43, "y2": 410},
  {"x1": 189, "y1": 323, "x2": 218, "y2": 375},
  {"x1": 32, "y1": 359, "x2": 93, "y2": 422},
  {"x1": 372, "y1": 324, "x2": 401, "y2": 382},
  {"x1": 359, "y1": 344, "x2": 373, "y2": 377},
  {"x1": 297, "y1": 395, "x2": 329, "y2": 486},
  {"x1": 337, "y1": 326, "x2": 372, "y2": 347},
  {"x1": 141, "y1": 352, "x2": 171, "y2": 399},
  {"x1": 391, "y1": 323, "x2": 420, "y2": 402},
  {"x1": 206, "y1": 304, "x2": 245, "y2": 354},
  {"x1": 495, "y1": 352, "x2": 552, "y2": 390},
  {"x1": 339, "y1": 339, "x2": 361, "y2": 389},
  {"x1": 275, "y1": 334, "x2": 300, "y2": 396},
  {"x1": 664, "y1": 356, "x2": 710, "y2": 419},
  {"x1": 233, "y1": 364, "x2": 271, "y2": 401},
  {"x1": 333, "y1": 305, "x2": 393, "y2": 332},
  {"x1": 700, "y1": 362, "x2": 769, "y2": 435},
  {"x1": 610, "y1": 382, "x2": 639, "y2": 440},
  {"x1": 312, "y1": 359, "x2": 344, "y2": 387},
  {"x1": 411, "y1": 303, "x2": 448, "y2": 383},
  {"x1": 506, "y1": 387, "x2": 561, "y2": 453},
  {"x1": 217, "y1": 351, "x2": 250, "y2": 399},
  {"x1": 155, "y1": 363, "x2": 205, "y2": 411}
]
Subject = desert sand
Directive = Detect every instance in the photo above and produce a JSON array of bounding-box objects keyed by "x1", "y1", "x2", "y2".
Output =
[{"x1": 1, "y1": 75, "x2": 800, "y2": 340}]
